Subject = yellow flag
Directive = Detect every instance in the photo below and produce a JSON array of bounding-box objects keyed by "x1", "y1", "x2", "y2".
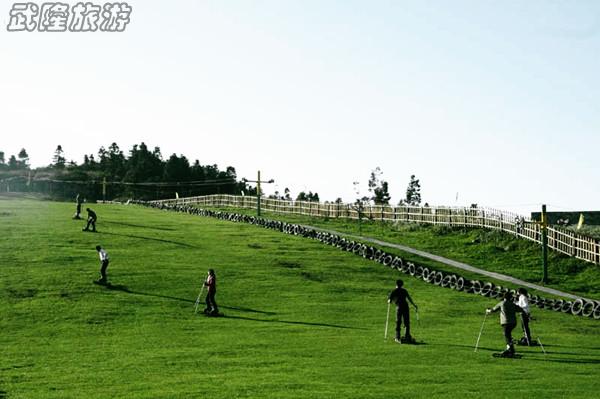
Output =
[{"x1": 577, "y1": 213, "x2": 585, "y2": 230}]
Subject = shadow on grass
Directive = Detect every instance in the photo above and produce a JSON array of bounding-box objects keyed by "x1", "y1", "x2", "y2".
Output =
[
  {"x1": 104, "y1": 221, "x2": 176, "y2": 231},
  {"x1": 221, "y1": 305, "x2": 277, "y2": 315},
  {"x1": 105, "y1": 286, "x2": 278, "y2": 316},
  {"x1": 103, "y1": 285, "x2": 354, "y2": 329},
  {"x1": 222, "y1": 314, "x2": 365, "y2": 330},
  {"x1": 99, "y1": 231, "x2": 200, "y2": 248},
  {"x1": 106, "y1": 284, "x2": 194, "y2": 303},
  {"x1": 446, "y1": 342, "x2": 600, "y2": 364},
  {"x1": 541, "y1": 343, "x2": 600, "y2": 351},
  {"x1": 524, "y1": 356, "x2": 600, "y2": 365},
  {"x1": 435, "y1": 342, "x2": 498, "y2": 352}
]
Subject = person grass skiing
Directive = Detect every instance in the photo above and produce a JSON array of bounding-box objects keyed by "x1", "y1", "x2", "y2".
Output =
[
  {"x1": 73, "y1": 194, "x2": 83, "y2": 219},
  {"x1": 83, "y1": 208, "x2": 97, "y2": 232},
  {"x1": 203, "y1": 269, "x2": 219, "y2": 315},
  {"x1": 95, "y1": 245, "x2": 110, "y2": 285},
  {"x1": 516, "y1": 287, "x2": 533, "y2": 346},
  {"x1": 486, "y1": 291, "x2": 524, "y2": 357},
  {"x1": 388, "y1": 279, "x2": 418, "y2": 344}
]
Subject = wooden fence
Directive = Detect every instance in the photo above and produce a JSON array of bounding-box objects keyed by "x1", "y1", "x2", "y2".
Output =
[{"x1": 153, "y1": 194, "x2": 600, "y2": 265}]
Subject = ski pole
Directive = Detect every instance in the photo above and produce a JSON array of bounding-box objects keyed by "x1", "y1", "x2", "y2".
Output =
[
  {"x1": 521, "y1": 318, "x2": 531, "y2": 347},
  {"x1": 194, "y1": 285, "x2": 205, "y2": 313},
  {"x1": 384, "y1": 302, "x2": 391, "y2": 340},
  {"x1": 537, "y1": 337, "x2": 547, "y2": 356},
  {"x1": 474, "y1": 312, "x2": 487, "y2": 352}
]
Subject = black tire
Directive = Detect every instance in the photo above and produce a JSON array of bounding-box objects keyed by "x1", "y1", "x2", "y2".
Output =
[
  {"x1": 536, "y1": 297, "x2": 546, "y2": 309},
  {"x1": 434, "y1": 271, "x2": 444, "y2": 286},
  {"x1": 425, "y1": 270, "x2": 436, "y2": 284},
  {"x1": 408, "y1": 262, "x2": 416, "y2": 276},
  {"x1": 383, "y1": 255, "x2": 393, "y2": 266},
  {"x1": 491, "y1": 285, "x2": 503, "y2": 299},
  {"x1": 441, "y1": 274, "x2": 452, "y2": 288},
  {"x1": 455, "y1": 277, "x2": 466, "y2": 291},
  {"x1": 582, "y1": 300, "x2": 596, "y2": 317},
  {"x1": 471, "y1": 280, "x2": 482, "y2": 295},
  {"x1": 561, "y1": 301, "x2": 572, "y2": 313},
  {"x1": 593, "y1": 303, "x2": 600, "y2": 320},
  {"x1": 415, "y1": 265, "x2": 424, "y2": 278},
  {"x1": 391, "y1": 257, "x2": 403, "y2": 270},
  {"x1": 552, "y1": 299, "x2": 564, "y2": 312},
  {"x1": 481, "y1": 282, "x2": 494, "y2": 297},
  {"x1": 400, "y1": 261, "x2": 410, "y2": 274},
  {"x1": 359, "y1": 244, "x2": 367, "y2": 257},
  {"x1": 571, "y1": 299, "x2": 584, "y2": 315},
  {"x1": 448, "y1": 275, "x2": 458, "y2": 289}
]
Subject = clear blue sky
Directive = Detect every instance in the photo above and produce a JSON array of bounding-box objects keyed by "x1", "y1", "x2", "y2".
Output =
[{"x1": 1, "y1": 0, "x2": 598, "y2": 214}]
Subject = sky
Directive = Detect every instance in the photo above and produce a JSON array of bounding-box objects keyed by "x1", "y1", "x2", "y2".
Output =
[{"x1": 1, "y1": 0, "x2": 599, "y2": 215}]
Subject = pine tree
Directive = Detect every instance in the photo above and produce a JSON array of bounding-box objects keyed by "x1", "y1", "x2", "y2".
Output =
[
  {"x1": 53, "y1": 145, "x2": 66, "y2": 169},
  {"x1": 405, "y1": 175, "x2": 421, "y2": 206},
  {"x1": 374, "y1": 181, "x2": 391, "y2": 205},
  {"x1": 17, "y1": 148, "x2": 29, "y2": 169}
]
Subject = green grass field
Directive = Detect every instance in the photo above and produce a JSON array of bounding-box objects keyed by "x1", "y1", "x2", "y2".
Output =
[
  {"x1": 1, "y1": 199, "x2": 600, "y2": 398},
  {"x1": 206, "y1": 207, "x2": 600, "y2": 299}
]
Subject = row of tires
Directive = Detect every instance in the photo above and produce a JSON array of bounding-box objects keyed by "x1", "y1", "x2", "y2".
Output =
[{"x1": 137, "y1": 200, "x2": 600, "y2": 320}]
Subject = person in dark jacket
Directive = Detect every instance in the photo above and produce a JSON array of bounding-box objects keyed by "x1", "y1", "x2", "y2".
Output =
[
  {"x1": 388, "y1": 279, "x2": 418, "y2": 344},
  {"x1": 203, "y1": 269, "x2": 219, "y2": 315},
  {"x1": 73, "y1": 194, "x2": 83, "y2": 219},
  {"x1": 83, "y1": 208, "x2": 97, "y2": 232},
  {"x1": 487, "y1": 291, "x2": 524, "y2": 356}
]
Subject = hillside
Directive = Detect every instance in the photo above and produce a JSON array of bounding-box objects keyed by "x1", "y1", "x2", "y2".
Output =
[
  {"x1": 202, "y1": 206, "x2": 600, "y2": 299},
  {"x1": 1, "y1": 199, "x2": 600, "y2": 398}
]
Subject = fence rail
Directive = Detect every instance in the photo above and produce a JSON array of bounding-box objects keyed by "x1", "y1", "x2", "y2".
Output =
[{"x1": 152, "y1": 194, "x2": 600, "y2": 265}]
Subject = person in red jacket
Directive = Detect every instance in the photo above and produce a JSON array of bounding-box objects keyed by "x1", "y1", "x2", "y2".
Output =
[{"x1": 203, "y1": 269, "x2": 219, "y2": 315}]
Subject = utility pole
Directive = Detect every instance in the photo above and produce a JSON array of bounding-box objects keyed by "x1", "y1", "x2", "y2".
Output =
[
  {"x1": 243, "y1": 171, "x2": 274, "y2": 216},
  {"x1": 541, "y1": 204, "x2": 549, "y2": 284},
  {"x1": 102, "y1": 177, "x2": 107, "y2": 202}
]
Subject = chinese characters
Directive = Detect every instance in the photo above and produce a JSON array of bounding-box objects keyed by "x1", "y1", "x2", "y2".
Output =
[{"x1": 7, "y1": 2, "x2": 132, "y2": 32}]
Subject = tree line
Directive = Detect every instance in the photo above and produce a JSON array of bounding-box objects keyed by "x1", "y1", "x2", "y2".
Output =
[
  {"x1": 1, "y1": 146, "x2": 421, "y2": 206},
  {"x1": 0, "y1": 143, "x2": 256, "y2": 201}
]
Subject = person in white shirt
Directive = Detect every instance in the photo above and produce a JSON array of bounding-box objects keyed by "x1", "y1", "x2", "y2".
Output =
[
  {"x1": 96, "y1": 245, "x2": 110, "y2": 284},
  {"x1": 516, "y1": 287, "x2": 532, "y2": 345}
]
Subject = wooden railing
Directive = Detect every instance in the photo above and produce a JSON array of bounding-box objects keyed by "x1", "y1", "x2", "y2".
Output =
[{"x1": 152, "y1": 194, "x2": 600, "y2": 265}]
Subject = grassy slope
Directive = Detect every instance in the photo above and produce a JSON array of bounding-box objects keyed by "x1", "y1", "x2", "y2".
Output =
[
  {"x1": 0, "y1": 199, "x2": 599, "y2": 399},
  {"x1": 207, "y1": 207, "x2": 600, "y2": 299}
]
